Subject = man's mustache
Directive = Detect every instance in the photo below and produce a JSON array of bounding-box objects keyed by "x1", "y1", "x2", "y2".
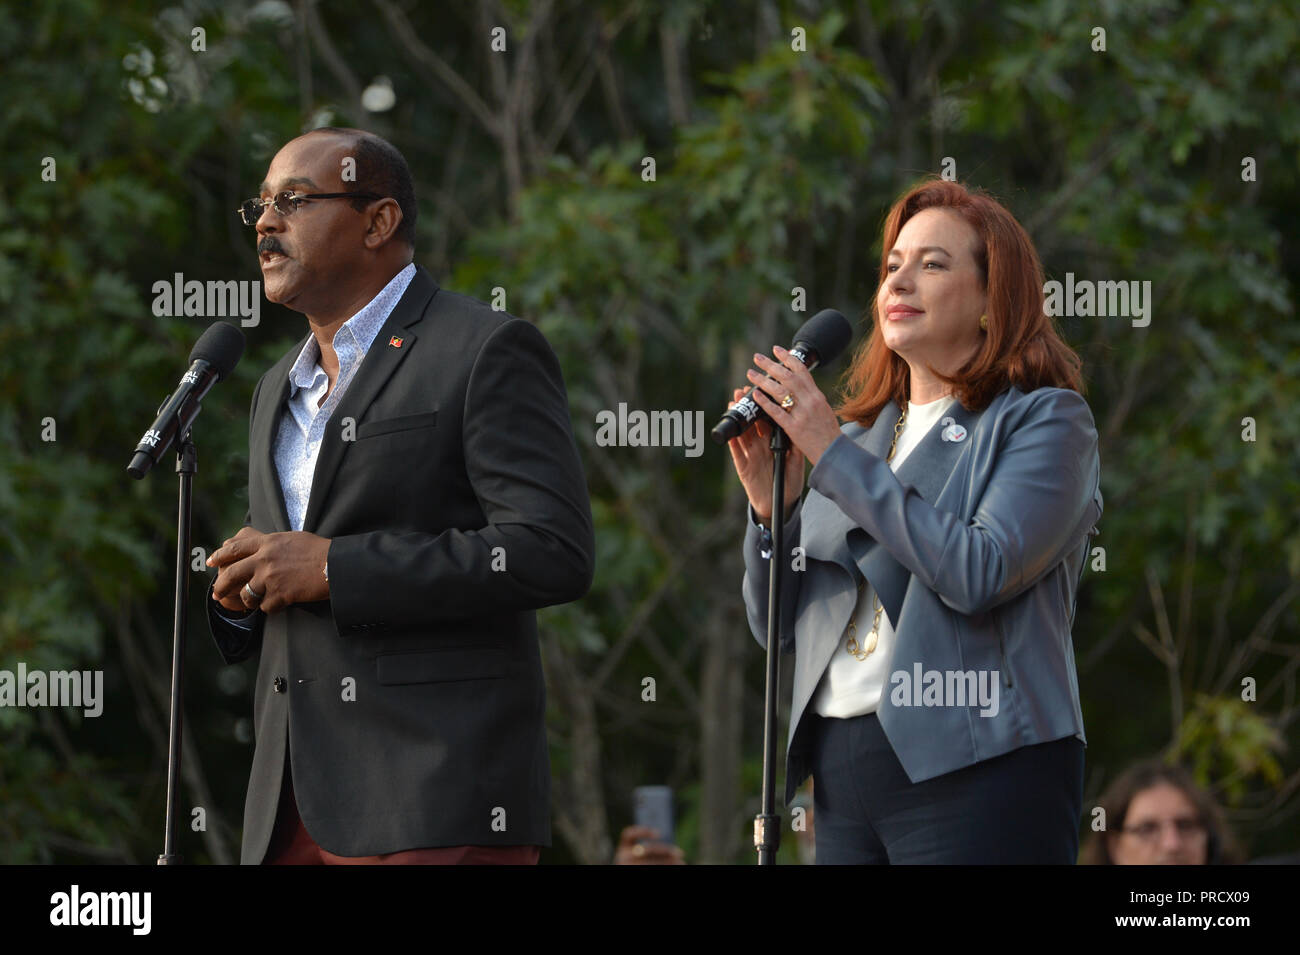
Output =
[{"x1": 258, "y1": 236, "x2": 289, "y2": 257}]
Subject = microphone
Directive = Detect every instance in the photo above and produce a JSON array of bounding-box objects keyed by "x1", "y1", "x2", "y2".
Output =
[
  {"x1": 711, "y1": 308, "x2": 853, "y2": 444},
  {"x1": 127, "y1": 322, "x2": 246, "y2": 479}
]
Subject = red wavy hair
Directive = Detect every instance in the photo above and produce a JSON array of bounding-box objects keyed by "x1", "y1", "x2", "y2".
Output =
[{"x1": 836, "y1": 176, "x2": 1084, "y2": 427}]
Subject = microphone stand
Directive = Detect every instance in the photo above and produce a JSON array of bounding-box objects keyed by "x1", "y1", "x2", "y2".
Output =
[
  {"x1": 754, "y1": 423, "x2": 790, "y2": 865},
  {"x1": 157, "y1": 427, "x2": 196, "y2": 865}
]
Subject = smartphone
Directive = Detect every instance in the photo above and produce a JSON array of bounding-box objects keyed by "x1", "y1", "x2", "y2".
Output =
[{"x1": 633, "y1": 785, "x2": 674, "y2": 845}]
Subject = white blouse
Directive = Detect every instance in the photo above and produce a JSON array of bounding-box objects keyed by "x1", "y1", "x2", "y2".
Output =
[{"x1": 811, "y1": 394, "x2": 958, "y2": 719}]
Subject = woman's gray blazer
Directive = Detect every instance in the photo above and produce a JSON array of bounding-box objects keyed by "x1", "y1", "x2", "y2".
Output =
[{"x1": 742, "y1": 385, "x2": 1102, "y2": 806}]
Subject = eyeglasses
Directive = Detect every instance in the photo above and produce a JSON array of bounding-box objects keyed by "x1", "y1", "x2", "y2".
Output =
[
  {"x1": 237, "y1": 190, "x2": 383, "y2": 226},
  {"x1": 1120, "y1": 818, "x2": 1206, "y2": 842}
]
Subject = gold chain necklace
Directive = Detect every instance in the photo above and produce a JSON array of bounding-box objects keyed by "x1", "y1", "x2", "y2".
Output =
[{"x1": 845, "y1": 403, "x2": 908, "y2": 660}]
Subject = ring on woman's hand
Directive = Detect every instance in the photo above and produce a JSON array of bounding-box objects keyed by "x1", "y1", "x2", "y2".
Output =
[{"x1": 780, "y1": 393, "x2": 797, "y2": 410}]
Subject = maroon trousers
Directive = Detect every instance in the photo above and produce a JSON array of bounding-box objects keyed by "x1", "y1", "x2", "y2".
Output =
[{"x1": 264, "y1": 766, "x2": 540, "y2": 865}]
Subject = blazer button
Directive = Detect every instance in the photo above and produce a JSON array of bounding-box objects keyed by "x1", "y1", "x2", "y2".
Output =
[{"x1": 273, "y1": 677, "x2": 287, "y2": 693}]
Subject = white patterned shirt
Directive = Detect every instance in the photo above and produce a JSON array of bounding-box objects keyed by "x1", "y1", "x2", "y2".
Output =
[{"x1": 274, "y1": 263, "x2": 416, "y2": 532}]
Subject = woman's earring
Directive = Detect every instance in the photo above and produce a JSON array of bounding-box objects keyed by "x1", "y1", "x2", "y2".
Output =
[{"x1": 979, "y1": 313, "x2": 988, "y2": 331}]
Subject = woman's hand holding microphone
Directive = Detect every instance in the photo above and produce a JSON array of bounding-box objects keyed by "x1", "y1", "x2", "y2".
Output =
[
  {"x1": 726, "y1": 385, "x2": 806, "y2": 525},
  {"x1": 726, "y1": 345, "x2": 845, "y2": 524}
]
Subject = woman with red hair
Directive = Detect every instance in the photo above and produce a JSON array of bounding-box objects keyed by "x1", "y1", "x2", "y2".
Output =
[{"x1": 730, "y1": 177, "x2": 1102, "y2": 863}]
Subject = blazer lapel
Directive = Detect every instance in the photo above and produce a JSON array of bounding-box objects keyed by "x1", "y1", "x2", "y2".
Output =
[
  {"x1": 798, "y1": 406, "x2": 895, "y2": 568},
  {"x1": 846, "y1": 396, "x2": 988, "y2": 627},
  {"x1": 252, "y1": 351, "x2": 299, "y2": 534},
  {"x1": 300, "y1": 267, "x2": 439, "y2": 534}
]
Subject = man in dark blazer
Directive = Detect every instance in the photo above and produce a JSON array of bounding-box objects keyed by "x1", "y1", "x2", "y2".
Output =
[{"x1": 205, "y1": 127, "x2": 594, "y2": 864}]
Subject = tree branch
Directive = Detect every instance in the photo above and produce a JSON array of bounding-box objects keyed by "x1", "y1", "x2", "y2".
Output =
[{"x1": 373, "y1": 0, "x2": 501, "y2": 138}]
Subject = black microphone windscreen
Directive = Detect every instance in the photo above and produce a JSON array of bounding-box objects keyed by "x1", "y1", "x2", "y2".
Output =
[
  {"x1": 792, "y1": 309, "x2": 852, "y2": 364},
  {"x1": 190, "y1": 321, "x2": 246, "y2": 380}
]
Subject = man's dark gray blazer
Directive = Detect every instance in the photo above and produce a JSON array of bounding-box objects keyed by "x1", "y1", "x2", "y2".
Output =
[{"x1": 206, "y1": 265, "x2": 595, "y2": 864}]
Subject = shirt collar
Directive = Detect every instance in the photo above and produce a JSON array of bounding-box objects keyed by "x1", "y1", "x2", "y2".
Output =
[{"x1": 286, "y1": 262, "x2": 417, "y2": 396}]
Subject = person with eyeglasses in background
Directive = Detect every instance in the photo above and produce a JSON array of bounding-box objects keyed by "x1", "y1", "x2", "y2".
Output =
[
  {"x1": 205, "y1": 126, "x2": 594, "y2": 865},
  {"x1": 1082, "y1": 759, "x2": 1244, "y2": 864}
]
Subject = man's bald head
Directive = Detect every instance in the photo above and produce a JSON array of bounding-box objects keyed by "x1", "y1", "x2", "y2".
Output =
[{"x1": 299, "y1": 127, "x2": 418, "y2": 249}]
